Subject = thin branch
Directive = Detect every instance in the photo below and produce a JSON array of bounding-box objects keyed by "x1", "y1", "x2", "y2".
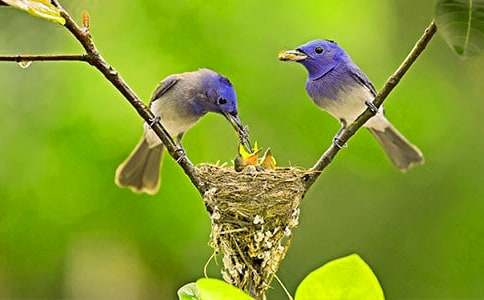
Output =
[
  {"x1": 0, "y1": 5, "x2": 441, "y2": 299},
  {"x1": 304, "y1": 20, "x2": 438, "y2": 189},
  {"x1": 0, "y1": 1, "x2": 437, "y2": 196},
  {"x1": 0, "y1": 54, "x2": 89, "y2": 62},
  {"x1": 56, "y1": 5, "x2": 207, "y2": 192},
  {"x1": 0, "y1": 0, "x2": 207, "y2": 193}
]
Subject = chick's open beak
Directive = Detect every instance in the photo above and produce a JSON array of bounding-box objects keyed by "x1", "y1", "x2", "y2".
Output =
[
  {"x1": 278, "y1": 49, "x2": 308, "y2": 62},
  {"x1": 224, "y1": 112, "x2": 252, "y2": 150}
]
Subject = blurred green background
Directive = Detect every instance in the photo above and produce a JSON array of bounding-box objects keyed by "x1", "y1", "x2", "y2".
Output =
[{"x1": 1, "y1": 1, "x2": 484, "y2": 299}]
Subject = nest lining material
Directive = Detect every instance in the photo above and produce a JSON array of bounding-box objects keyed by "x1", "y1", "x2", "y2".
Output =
[{"x1": 197, "y1": 164, "x2": 313, "y2": 297}]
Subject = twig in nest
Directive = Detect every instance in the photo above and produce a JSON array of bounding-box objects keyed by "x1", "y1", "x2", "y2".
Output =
[{"x1": 199, "y1": 164, "x2": 311, "y2": 298}]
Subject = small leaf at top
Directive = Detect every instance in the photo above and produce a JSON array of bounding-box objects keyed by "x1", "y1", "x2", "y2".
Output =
[
  {"x1": 435, "y1": 0, "x2": 484, "y2": 57},
  {"x1": 3, "y1": 0, "x2": 65, "y2": 25},
  {"x1": 295, "y1": 254, "x2": 385, "y2": 300},
  {"x1": 178, "y1": 282, "x2": 201, "y2": 300},
  {"x1": 196, "y1": 278, "x2": 253, "y2": 300}
]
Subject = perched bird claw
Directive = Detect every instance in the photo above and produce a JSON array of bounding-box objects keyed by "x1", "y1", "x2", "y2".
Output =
[
  {"x1": 365, "y1": 101, "x2": 379, "y2": 115},
  {"x1": 333, "y1": 137, "x2": 347, "y2": 149},
  {"x1": 149, "y1": 116, "x2": 161, "y2": 128},
  {"x1": 175, "y1": 148, "x2": 186, "y2": 163}
]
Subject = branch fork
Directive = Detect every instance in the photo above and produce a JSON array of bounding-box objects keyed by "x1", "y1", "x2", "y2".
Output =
[{"x1": 0, "y1": 2, "x2": 438, "y2": 297}]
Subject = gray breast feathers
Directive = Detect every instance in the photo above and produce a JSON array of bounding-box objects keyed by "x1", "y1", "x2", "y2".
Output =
[{"x1": 144, "y1": 72, "x2": 207, "y2": 147}]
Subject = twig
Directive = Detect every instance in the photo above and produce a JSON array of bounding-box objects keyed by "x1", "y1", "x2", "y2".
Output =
[
  {"x1": 0, "y1": 54, "x2": 89, "y2": 62},
  {"x1": 274, "y1": 274, "x2": 294, "y2": 300},
  {"x1": 204, "y1": 251, "x2": 216, "y2": 278},
  {"x1": 304, "y1": 20, "x2": 438, "y2": 189},
  {"x1": 57, "y1": 7, "x2": 209, "y2": 191},
  {"x1": 0, "y1": 5, "x2": 439, "y2": 298},
  {"x1": 0, "y1": 1, "x2": 207, "y2": 193}
]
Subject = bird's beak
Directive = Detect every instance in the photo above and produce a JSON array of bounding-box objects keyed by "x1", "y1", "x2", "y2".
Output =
[
  {"x1": 223, "y1": 112, "x2": 252, "y2": 150},
  {"x1": 278, "y1": 49, "x2": 308, "y2": 62}
]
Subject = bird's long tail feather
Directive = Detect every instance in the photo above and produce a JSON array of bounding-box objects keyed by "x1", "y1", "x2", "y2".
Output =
[
  {"x1": 368, "y1": 118, "x2": 424, "y2": 171},
  {"x1": 115, "y1": 138, "x2": 164, "y2": 195}
]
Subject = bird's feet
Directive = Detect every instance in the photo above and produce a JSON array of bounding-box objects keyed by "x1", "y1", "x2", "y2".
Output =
[
  {"x1": 149, "y1": 116, "x2": 161, "y2": 128},
  {"x1": 365, "y1": 101, "x2": 379, "y2": 115},
  {"x1": 333, "y1": 136, "x2": 347, "y2": 149},
  {"x1": 333, "y1": 119, "x2": 348, "y2": 149},
  {"x1": 175, "y1": 147, "x2": 186, "y2": 163},
  {"x1": 336, "y1": 119, "x2": 347, "y2": 136}
]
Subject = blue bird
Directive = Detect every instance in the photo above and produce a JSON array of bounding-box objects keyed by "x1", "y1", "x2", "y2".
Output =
[
  {"x1": 280, "y1": 40, "x2": 424, "y2": 171},
  {"x1": 115, "y1": 68, "x2": 249, "y2": 194}
]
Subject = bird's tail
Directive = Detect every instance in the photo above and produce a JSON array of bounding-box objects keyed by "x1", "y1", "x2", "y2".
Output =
[
  {"x1": 368, "y1": 117, "x2": 424, "y2": 171},
  {"x1": 115, "y1": 138, "x2": 164, "y2": 195}
]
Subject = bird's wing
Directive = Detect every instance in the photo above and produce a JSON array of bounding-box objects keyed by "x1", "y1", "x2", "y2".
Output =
[
  {"x1": 349, "y1": 66, "x2": 377, "y2": 97},
  {"x1": 150, "y1": 76, "x2": 179, "y2": 104}
]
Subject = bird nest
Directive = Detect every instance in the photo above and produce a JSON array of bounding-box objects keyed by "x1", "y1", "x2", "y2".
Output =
[{"x1": 197, "y1": 164, "x2": 313, "y2": 298}]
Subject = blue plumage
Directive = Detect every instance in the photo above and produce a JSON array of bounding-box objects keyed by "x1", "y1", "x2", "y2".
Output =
[
  {"x1": 280, "y1": 40, "x2": 424, "y2": 171},
  {"x1": 116, "y1": 68, "x2": 248, "y2": 194}
]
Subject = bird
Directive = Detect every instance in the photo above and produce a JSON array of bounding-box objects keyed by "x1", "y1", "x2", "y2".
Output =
[
  {"x1": 115, "y1": 68, "x2": 250, "y2": 194},
  {"x1": 279, "y1": 39, "x2": 424, "y2": 171}
]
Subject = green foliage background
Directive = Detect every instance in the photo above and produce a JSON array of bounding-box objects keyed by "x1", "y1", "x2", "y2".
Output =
[{"x1": 1, "y1": 1, "x2": 484, "y2": 299}]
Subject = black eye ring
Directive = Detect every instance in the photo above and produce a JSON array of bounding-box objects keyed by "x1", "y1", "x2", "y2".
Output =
[
  {"x1": 315, "y1": 47, "x2": 324, "y2": 54},
  {"x1": 218, "y1": 97, "x2": 227, "y2": 105}
]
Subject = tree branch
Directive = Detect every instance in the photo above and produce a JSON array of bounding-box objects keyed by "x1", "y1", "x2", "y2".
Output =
[
  {"x1": 59, "y1": 6, "x2": 207, "y2": 193},
  {"x1": 1, "y1": 4, "x2": 441, "y2": 298},
  {"x1": 0, "y1": 54, "x2": 89, "y2": 62},
  {"x1": 304, "y1": 20, "x2": 438, "y2": 189},
  {"x1": 0, "y1": 2, "x2": 437, "y2": 196},
  {"x1": 0, "y1": 1, "x2": 207, "y2": 193}
]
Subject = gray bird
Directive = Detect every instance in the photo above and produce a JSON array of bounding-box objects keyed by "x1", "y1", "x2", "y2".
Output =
[{"x1": 115, "y1": 68, "x2": 249, "y2": 194}]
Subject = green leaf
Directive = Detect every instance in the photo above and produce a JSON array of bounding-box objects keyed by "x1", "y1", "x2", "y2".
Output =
[
  {"x1": 295, "y1": 254, "x2": 385, "y2": 300},
  {"x1": 2, "y1": 0, "x2": 65, "y2": 25},
  {"x1": 196, "y1": 279, "x2": 254, "y2": 300},
  {"x1": 435, "y1": 0, "x2": 484, "y2": 57},
  {"x1": 178, "y1": 282, "x2": 201, "y2": 300}
]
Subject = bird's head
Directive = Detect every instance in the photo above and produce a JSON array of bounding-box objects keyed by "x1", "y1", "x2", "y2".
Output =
[
  {"x1": 209, "y1": 75, "x2": 239, "y2": 115},
  {"x1": 279, "y1": 39, "x2": 349, "y2": 80},
  {"x1": 202, "y1": 71, "x2": 251, "y2": 149}
]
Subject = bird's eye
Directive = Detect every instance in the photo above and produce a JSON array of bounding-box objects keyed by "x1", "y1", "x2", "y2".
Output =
[
  {"x1": 218, "y1": 97, "x2": 227, "y2": 105},
  {"x1": 315, "y1": 47, "x2": 324, "y2": 54}
]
